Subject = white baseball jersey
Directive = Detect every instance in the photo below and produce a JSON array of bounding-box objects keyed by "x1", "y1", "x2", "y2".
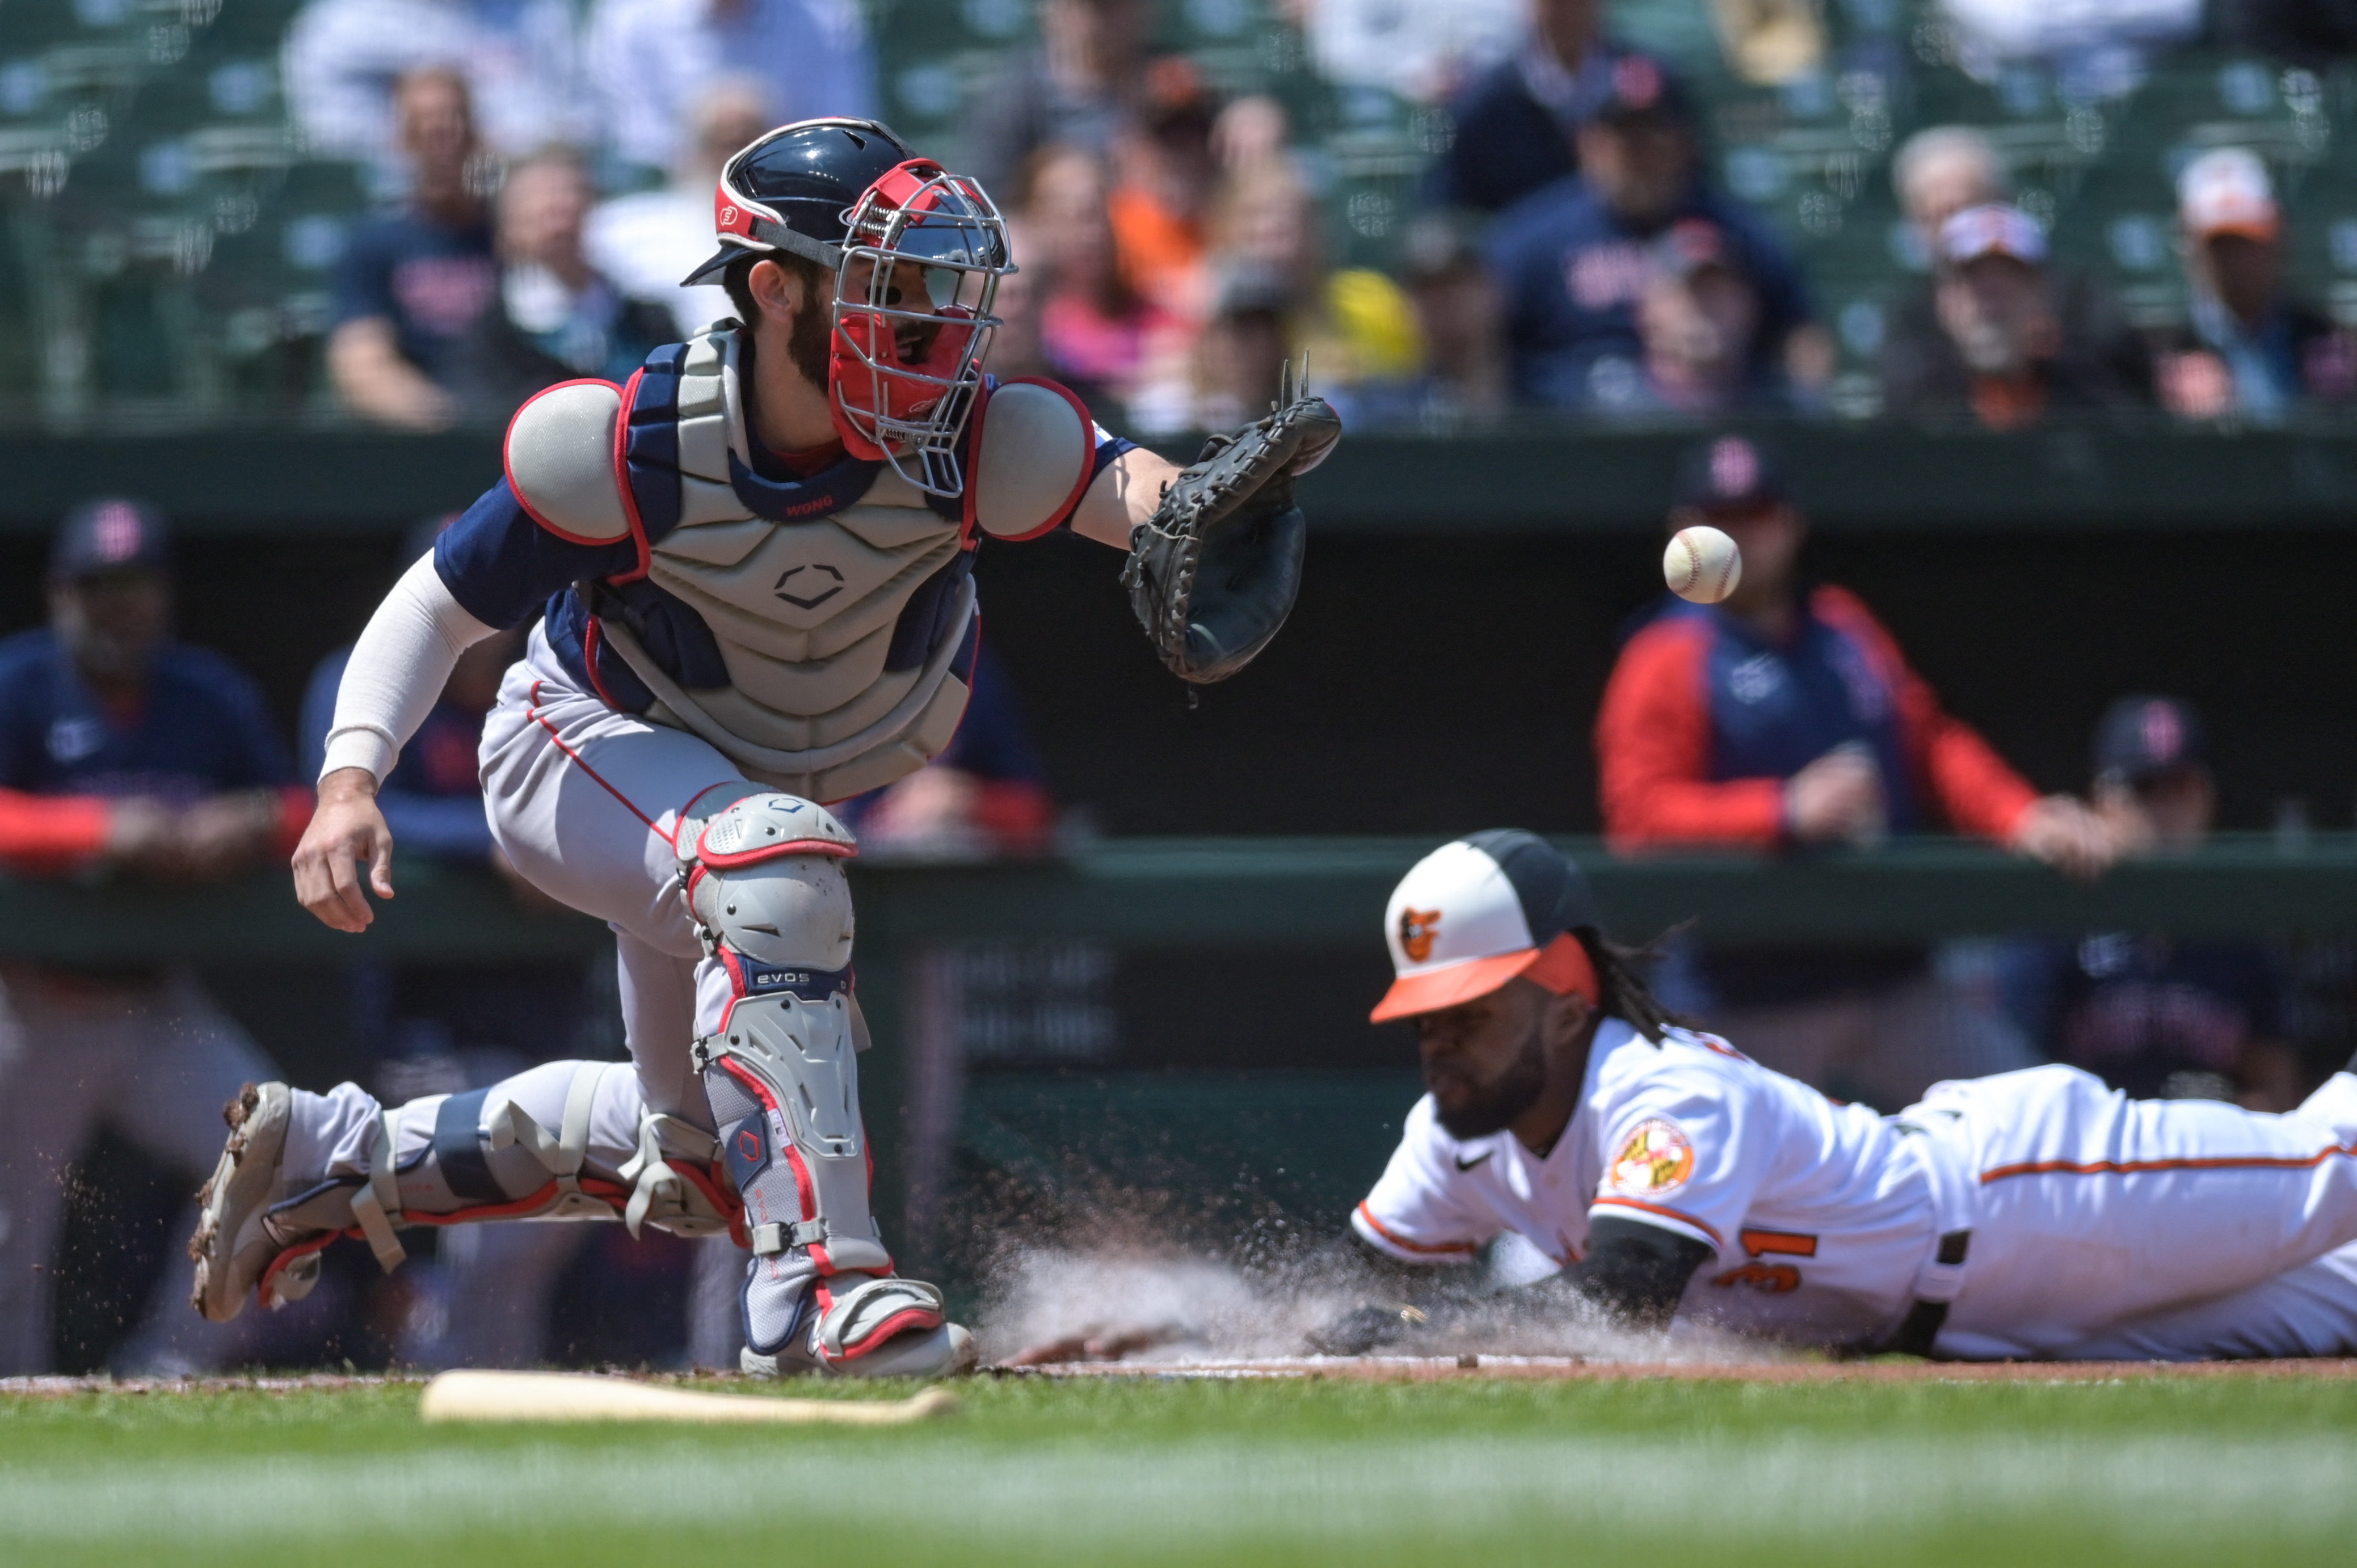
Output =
[
  {"x1": 1354, "y1": 1019, "x2": 1944, "y2": 1346},
  {"x1": 1355, "y1": 1019, "x2": 2357, "y2": 1356}
]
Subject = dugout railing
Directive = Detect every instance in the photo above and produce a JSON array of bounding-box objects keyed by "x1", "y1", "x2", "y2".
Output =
[{"x1": 10, "y1": 424, "x2": 2357, "y2": 535}]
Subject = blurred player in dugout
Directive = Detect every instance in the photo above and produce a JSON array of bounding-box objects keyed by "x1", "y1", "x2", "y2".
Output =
[
  {"x1": 2002, "y1": 695, "x2": 2309, "y2": 1111},
  {"x1": 1596, "y1": 436, "x2": 2118, "y2": 1110},
  {"x1": 0, "y1": 500, "x2": 309, "y2": 1372},
  {"x1": 301, "y1": 516, "x2": 609, "y2": 1368}
]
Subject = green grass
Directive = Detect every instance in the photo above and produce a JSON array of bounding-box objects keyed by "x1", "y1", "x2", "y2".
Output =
[{"x1": 3, "y1": 1373, "x2": 2352, "y2": 1566}]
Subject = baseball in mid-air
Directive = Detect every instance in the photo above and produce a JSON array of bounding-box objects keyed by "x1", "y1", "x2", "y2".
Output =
[{"x1": 1664, "y1": 525, "x2": 1741, "y2": 604}]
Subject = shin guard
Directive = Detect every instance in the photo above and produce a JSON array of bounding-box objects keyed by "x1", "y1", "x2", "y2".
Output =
[{"x1": 683, "y1": 792, "x2": 947, "y2": 1371}]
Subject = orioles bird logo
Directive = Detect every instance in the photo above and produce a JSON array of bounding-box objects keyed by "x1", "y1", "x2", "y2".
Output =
[
  {"x1": 1609, "y1": 1118, "x2": 1695, "y2": 1195},
  {"x1": 1399, "y1": 908, "x2": 1441, "y2": 963}
]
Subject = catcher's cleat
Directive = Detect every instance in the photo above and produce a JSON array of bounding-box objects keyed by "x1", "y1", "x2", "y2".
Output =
[
  {"x1": 742, "y1": 1317, "x2": 977, "y2": 1381},
  {"x1": 188, "y1": 1082, "x2": 337, "y2": 1323}
]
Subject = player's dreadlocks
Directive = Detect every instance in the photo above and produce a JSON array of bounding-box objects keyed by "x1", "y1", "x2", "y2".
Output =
[{"x1": 1577, "y1": 924, "x2": 1699, "y2": 1046}]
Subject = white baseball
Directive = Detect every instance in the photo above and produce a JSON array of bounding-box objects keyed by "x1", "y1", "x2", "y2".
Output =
[{"x1": 1664, "y1": 525, "x2": 1741, "y2": 604}]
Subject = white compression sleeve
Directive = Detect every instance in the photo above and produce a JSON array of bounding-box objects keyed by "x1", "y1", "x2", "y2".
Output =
[{"x1": 319, "y1": 553, "x2": 499, "y2": 783}]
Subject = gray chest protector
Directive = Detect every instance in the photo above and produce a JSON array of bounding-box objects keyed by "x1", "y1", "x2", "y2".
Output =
[{"x1": 503, "y1": 326, "x2": 1100, "y2": 802}]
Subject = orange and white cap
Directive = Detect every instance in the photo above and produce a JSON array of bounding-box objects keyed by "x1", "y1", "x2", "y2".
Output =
[
  {"x1": 1370, "y1": 829, "x2": 1603, "y2": 1024},
  {"x1": 2179, "y1": 147, "x2": 2279, "y2": 242}
]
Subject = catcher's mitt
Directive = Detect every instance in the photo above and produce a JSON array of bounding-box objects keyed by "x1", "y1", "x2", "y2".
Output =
[{"x1": 1121, "y1": 384, "x2": 1340, "y2": 685}]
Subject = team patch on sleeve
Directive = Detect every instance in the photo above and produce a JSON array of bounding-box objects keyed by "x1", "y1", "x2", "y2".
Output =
[{"x1": 1607, "y1": 1118, "x2": 1695, "y2": 1196}]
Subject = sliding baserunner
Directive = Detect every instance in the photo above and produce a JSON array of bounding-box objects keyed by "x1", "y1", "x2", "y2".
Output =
[
  {"x1": 1041, "y1": 831, "x2": 2357, "y2": 1362},
  {"x1": 189, "y1": 117, "x2": 1335, "y2": 1379},
  {"x1": 1329, "y1": 829, "x2": 2357, "y2": 1359}
]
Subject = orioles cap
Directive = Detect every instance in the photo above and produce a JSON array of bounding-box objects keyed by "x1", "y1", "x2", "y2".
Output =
[
  {"x1": 2178, "y1": 147, "x2": 2279, "y2": 242},
  {"x1": 1371, "y1": 829, "x2": 1602, "y2": 1024}
]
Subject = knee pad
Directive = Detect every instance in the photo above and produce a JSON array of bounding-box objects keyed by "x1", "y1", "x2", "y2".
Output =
[{"x1": 616, "y1": 1108, "x2": 742, "y2": 1241}]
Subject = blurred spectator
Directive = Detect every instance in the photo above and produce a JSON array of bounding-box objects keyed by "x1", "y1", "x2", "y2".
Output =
[
  {"x1": 584, "y1": 0, "x2": 875, "y2": 181},
  {"x1": 2151, "y1": 149, "x2": 2357, "y2": 423},
  {"x1": 961, "y1": 0, "x2": 1155, "y2": 201},
  {"x1": 300, "y1": 521, "x2": 603, "y2": 1367},
  {"x1": 0, "y1": 500, "x2": 308, "y2": 1373},
  {"x1": 2002, "y1": 697, "x2": 2306, "y2": 1110},
  {"x1": 1109, "y1": 63, "x2": 1226, "y2": 323},
  {"x1": 1016, "y1": 144, "x2": 1187, "y2": 419},
  {"x1": 1596, "y1": 437, "x2": 2115, "y2": 1108},
  {"x1": 1486, "y1": 55, "x2": 1823, "y2": 412},
  {"x1": 839, "y1": 644, "x2": 1056, "y2": 860},
  {"x1": 1393, "y1": 214, "x2": 1508, "y2": 422},
  {"x1": 1190, "y1": 271, "x2": 1297, "y2": 433},
  {"x1": 588, "y1": 81, "x2": 772, "y2": 339},
  {"x1": 1604, "y1": 217, "x2": 1805, "y2": 418},
  {"x1": 284, "y1": 0, "x2": 584, "y2": 170},
  {"x1": 327, "y1": 68, "x2": 496, "y2": 431},
  {"x1": 1138, "y1": 153, "x2": 1424, "y2": 433},
  {"x1": 1309, "y1": 0, "x2": 1523, "y2": 101},
  {"x1": 1707, "y1": 0, "x2": 1828, "y2": 85},
  {"x1": 986, "y1": 214, "x2": 1059, "y2": 386},
  {"x1": 1938, "y1": 0, "x2": 2199, "y2": 90},
  {"x1": 1880, "y1": 204, "x2": 2153, "y2": 429},
  {"x1": 1885, "y1": 128, "x2": 2149, "y2": 412},
  {"x1": 1891, "y1": 125, "x2": 2009, "y2": 258},
  {"x1": 1428, "y1": 0, "x2": 1627, "y2": 214},
  {"x1": 457, "y1": 150, "x2": 676, "y2": 406}
]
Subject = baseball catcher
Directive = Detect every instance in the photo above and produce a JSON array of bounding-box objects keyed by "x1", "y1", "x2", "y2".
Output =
[
  {"x1": 1027, "y1": 832, "x2": 2357, "y2": 1364},
  {"x1": 190, "y1": 119, "x2": 1335, "y2": 1378}
]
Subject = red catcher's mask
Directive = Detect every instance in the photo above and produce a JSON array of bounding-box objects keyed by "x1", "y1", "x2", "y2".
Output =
[{"x1": 827, "y1": 159, "x2": 1012, "y2": 496}]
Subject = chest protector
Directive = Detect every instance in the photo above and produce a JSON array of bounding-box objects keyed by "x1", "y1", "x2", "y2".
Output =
[{"x1": 503, "y1": 325, "x2": 1096, "y2": 801}]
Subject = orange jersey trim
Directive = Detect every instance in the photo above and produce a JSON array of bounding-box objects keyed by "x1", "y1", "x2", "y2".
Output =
[
  {"x1": 1354, "y1": 1202, "x2": 1478, "y2": 1257},
  {"x1": 1589, "y1": 1196, "x2": 1724, "y2": 1248},
  {"x1": 1981, "y1": 1142, "x2": 2357, "y2": 1184}
]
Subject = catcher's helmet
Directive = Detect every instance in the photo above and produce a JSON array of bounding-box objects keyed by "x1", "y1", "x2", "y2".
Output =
[
  {"x1": 680, "y1": 117, "x2": 919, "y2": 285},
  {"x1": 685, "y1": 117, "x2": 1015, "y2": 498}
]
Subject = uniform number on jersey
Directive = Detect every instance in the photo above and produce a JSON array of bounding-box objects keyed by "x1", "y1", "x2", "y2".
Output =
[{"x1": 1711, "y1": 1228, "x2": 1818, "y2": 1294}]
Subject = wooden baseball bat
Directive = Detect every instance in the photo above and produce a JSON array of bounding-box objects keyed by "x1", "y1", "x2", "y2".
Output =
[{"x1": 419, "y1": 1369, "x2": 959, "y2": 1426}]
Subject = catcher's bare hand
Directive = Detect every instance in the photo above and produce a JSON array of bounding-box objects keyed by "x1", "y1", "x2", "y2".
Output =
[{"x1": 292, "y1": 766, "x2": 394, "y2": 931}]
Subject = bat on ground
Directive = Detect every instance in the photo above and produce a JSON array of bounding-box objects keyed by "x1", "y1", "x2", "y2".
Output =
[{"x1": 418, "y1": 1369, "x2": 959, "y2": 1426}]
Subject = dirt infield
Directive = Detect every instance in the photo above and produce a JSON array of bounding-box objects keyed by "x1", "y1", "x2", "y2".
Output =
[
  {"x1": 1000, "y1": 1354, "x2": 2357, "y2": 1383},
  {"x1": 7, "y1": 1357, "x2": 2357, "y2": 1400}
]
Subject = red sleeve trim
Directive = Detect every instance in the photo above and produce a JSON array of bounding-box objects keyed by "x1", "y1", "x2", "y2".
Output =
[
  {"x1": 1354, "y1": 1200, "x2": 1479, "y2": 1257},
  {"x1": 0, "y1": 789, "x2": 113, "y2": 876},
  {"x1": 1596, "y1": 617, "x2": 1786, "y2": 851},
  {"x1": 1589, "y1": 1195, "x2": 1724, "y2": 1249},
  {"x1": 272, "y1": 786, "x2": 315, "y2": 861},
  {"x1": 970, "y1": 779, "x2": 1055, "y2": 855},
  {"x1": 502, "y1": 378, "x2": 634, "y2": 548},
  {"x1": 1809, "y1": 586, "x2": 2039, "y2": 841}
]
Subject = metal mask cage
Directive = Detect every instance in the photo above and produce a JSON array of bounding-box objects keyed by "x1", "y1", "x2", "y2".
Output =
[{"x1": 831, "y1": 167, "x2": 1012, "y2": 496}]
